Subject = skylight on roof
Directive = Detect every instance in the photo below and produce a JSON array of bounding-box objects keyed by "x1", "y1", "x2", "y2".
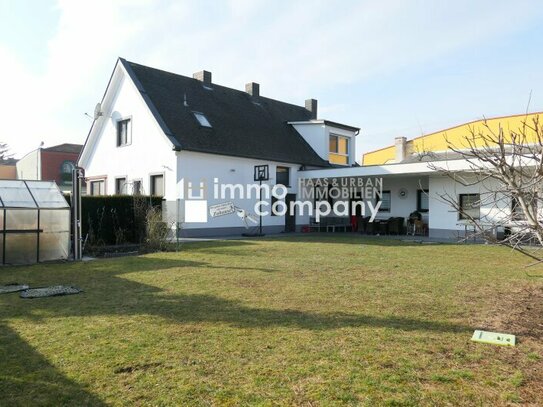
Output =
[{"x1": 193, "y1": 112, "x2": 212, "y2": 128}]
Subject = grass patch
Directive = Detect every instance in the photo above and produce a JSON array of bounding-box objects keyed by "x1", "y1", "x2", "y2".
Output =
[{"x1": 0, "y1": 235, "x2": 542, "y2": 405}]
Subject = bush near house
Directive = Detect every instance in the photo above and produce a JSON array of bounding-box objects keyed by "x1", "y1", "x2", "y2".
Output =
[{"x1": 80, "y1": 195, "x2": 163, "y2": 246}]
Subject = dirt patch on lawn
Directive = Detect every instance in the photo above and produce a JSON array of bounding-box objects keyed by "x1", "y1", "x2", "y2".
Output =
[
  {"x1": 474, "y1": 283, "x2": 543, "y2": 340},
  {"x1": 470, "y1": 282, "x2": 543, "y2": 405}
]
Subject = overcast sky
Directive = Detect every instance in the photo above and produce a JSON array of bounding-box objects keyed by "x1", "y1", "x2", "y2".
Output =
[{"x1": 2, "y1": 0, "x2": 543, "y2": 161}]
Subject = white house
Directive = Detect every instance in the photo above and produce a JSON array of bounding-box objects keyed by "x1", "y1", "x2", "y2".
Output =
[
  {"x1": 79, "y1": 58, "x2": 533, "y2": 240},
  {"x1": 78, "y1": 58, "x2": 359, "y2": 236}
]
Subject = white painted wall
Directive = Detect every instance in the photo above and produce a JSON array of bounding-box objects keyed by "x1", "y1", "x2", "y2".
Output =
[
  {"x1": 291, "y1": 123, "x2": 328, "y2": 160},
  {"x1": 176, "y1": 151, "x2": 308, "y2": 231},
  {"x1": 81, "y1": 71, "x2": 177, "y2": 199},
  {"x1": 16, "y1": 149, "x2": 40, "y2": 180},
  {"x1": 428, "y1": 174, "x2": 511, "y2": 233}
]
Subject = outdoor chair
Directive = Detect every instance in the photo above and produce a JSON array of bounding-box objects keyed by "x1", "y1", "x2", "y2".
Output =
[
  {"x1": 387, "y1": 217, "x2": 401, "y2": 235},
  {"x1": 364, "y1": 217, "x2": 375, "y2": 234},
  {"x1": 378, "y1": 219, "x2": 389, "y2": 235},
  {"x1": 414, "y1": 220, "x2": 427, "y2": 236},
  {"x1": 395, "y1": 217, "x2": 405, "y2": 235}
]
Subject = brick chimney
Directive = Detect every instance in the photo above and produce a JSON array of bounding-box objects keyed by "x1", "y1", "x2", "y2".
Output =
[
  {"x1": 395, "y1": 137, "x2": 407, "y2": 162},
  {"x1": 245, "y1": 82, "x2": 260, "y2": 97},
  {"x1": 305, "y1": 98, "x2": 318, "y2": 120},
  {"x1": 193, "y1": 70, "x2": 212, "y2": 86}
]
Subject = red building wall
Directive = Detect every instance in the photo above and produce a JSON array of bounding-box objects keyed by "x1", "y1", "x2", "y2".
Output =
[{"x1": 41, "y1": 151, "x2": 78, "y2": 185}]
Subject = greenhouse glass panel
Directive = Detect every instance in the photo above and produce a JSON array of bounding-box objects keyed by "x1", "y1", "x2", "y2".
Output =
[
  {"x1": 5, "y1": 209, "x2": 38, "y2": 230},
  {"x1": 0, "y1": 180, "x2": 37, "y2": 208},
  {"x1": 0, "y1": 180, "x2": 71, "y2": 265},
  {"x1": 26, "y1": 181, "x2": 69, "y2": 208},
  {"x1": 40, "y1": 210, "x2": 70, "y2": 233},
  {"x1": 39, "y1": 231, "x2": 69, "y2": 262},
  {"x1": 5, "y1": 233, "x2": 38, "y2": 265}
]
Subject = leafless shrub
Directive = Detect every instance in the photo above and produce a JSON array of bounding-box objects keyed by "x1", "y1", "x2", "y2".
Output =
[{"x1": 427, "y1": 115, "x2": 543, "y2": 264}]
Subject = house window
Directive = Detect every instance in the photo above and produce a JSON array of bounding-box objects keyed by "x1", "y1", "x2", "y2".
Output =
[
  {"x1": 459, "y1": 194, "x2": 480, "y2": 220},
  {"x1": 60, "y1": 161, "x2": 75, "y2": 185},
  {"x1": 329, "y1": 135, "x2": 338, "y2": 153},
  {"x1": 115, "y1": 177, "x2": 126, "y2": 195},
  {"x1": 90, "y1": 180, "x2": 105, "y2": 196},
  {"x1": 150, "y1": 174, "x2": 164, "y2": 197},
  {"x1": 276, "y1": 166, "x2": 290, "y2": 187},
  {"x1": 117, "y1": 119, "x2": 131, "y2": 146},
  {"x1": 512, "y1": 195, "x2": 537, "y2": 221},
  {"x1": 417, "y1": 190, "x2": 429, "y2": 212},
  {"x1": 377, "y1": 190, "x2": 391, "y2": 212},
  {"x1": 193, "y1": 112, "x2": 212, "y2": 128},
  {"x1": 329, "y1": 134, "x2": 349, "y2": 165},
  {"x1": 133, "y1": 180, "x2": 142, "y2": 195}
]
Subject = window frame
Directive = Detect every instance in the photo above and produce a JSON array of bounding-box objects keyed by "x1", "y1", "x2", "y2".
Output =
[
  {"x1": 116, "y1": 117, "x2": 132, "y2": 147},
  {"x1": 329, "y1": 134, "x2": 350, "y2": 165},
  {"x1": 377, "y1": 190, "x2": 391, "y2": 213},
  {"x1": 458, "y1": 193, "x2": 480, "y2": 220},
  {"x1": 132, "y1": 179, "x2": 143, "y2": 196},
  {"x1": 115, "y1": 177, "x2": 127, "y2": 195},
  {"x1": 417, "y1": 189, "x2": 429, "y2": 213},
  {"x1": 192, "y1": 111, "x2": 212, "y2": 128},
  {"x1": 329, "y1": 135, "x2": 339, "y2": 153},
  {"x1": 511, "y1": 195, "x2": 538, "y2": 221},
  {"x1": 89, "y1": 179, "x2": 106, "y2": 196},
  {"x1": 149, "y1": 173, "x2": 165, "y2": 197},
  {"x1": 275, "y1": 166, "x2": 290, "y2": 187}
]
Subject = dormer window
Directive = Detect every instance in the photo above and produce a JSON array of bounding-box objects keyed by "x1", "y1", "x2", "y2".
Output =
[
  {"x1": 193, "y1": 112, "x2": 212, "y2": 128},
  {"x1": 329, "y1": 134, "x2": 349, "y2": 165}
]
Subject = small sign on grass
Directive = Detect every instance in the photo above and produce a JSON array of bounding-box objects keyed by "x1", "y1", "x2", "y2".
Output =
[{"x1": 471, "y1": 330, "x2": 516, "y2": 346}]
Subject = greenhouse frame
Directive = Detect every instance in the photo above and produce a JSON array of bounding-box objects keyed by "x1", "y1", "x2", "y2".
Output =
[{"x1": 0, "y1": 180, "x2": 70, "y2": 265}]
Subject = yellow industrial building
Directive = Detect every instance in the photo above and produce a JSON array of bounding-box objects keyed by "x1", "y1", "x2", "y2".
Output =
[{"x1": 362, "y1": 112, "x2": 543, "y2": 165}]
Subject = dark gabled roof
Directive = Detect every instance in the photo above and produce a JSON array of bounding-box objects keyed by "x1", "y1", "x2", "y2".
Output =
[
  {"x1": 120, "y1": 59, "x2": 329, "y2": 167},
  {"x1": 44, "y1": 143, "x2": 82, "y2": 154}
]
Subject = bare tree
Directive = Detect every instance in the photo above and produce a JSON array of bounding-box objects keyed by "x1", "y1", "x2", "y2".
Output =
[
  {"x1": 426, "y1": 115, "x2": 543, "y2": 263},
  {"x1": 0, "y1": 142, "x2": 13, "y2": 161}
]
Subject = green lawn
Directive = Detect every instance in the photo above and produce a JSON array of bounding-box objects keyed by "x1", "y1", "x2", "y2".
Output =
[{"x1": 1, "y1": 235, "x2": 542, "y2": 406}]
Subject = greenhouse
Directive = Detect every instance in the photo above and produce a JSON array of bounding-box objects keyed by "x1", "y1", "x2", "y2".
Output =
[{"x1": 0, "y1": 180, "x2": 70, "y2": 265}]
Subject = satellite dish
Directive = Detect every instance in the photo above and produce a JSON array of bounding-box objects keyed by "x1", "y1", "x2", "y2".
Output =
[{"x1": 93, "y1": 103, "x2": 103, "y2": 120}]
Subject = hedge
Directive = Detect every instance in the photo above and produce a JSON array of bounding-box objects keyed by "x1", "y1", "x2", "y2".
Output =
[{"x1": 80, "y1": 195, "x2": 163, "y2": 246}]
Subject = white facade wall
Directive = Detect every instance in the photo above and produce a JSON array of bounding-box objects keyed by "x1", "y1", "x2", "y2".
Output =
[
  {"x1": 176, "y1": 151, "x2": 308, "y2": 234},
  {"x1": 428, "y1": 174, "x2": 509, "y2": 238},
  {"x1": 291, "y1": 123, "x2": 328, "y2": 160},
  {"x1": 16, "y1": 149, "x2": 40, "y2": 180},
  {"x1": 82, "y1": 73, "x2": 177, "y2": 199}
]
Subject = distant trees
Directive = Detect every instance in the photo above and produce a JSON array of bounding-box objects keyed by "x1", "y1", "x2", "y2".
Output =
[{"x1": 0, "y1": 142, "x2": 13, "y2": 161}]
